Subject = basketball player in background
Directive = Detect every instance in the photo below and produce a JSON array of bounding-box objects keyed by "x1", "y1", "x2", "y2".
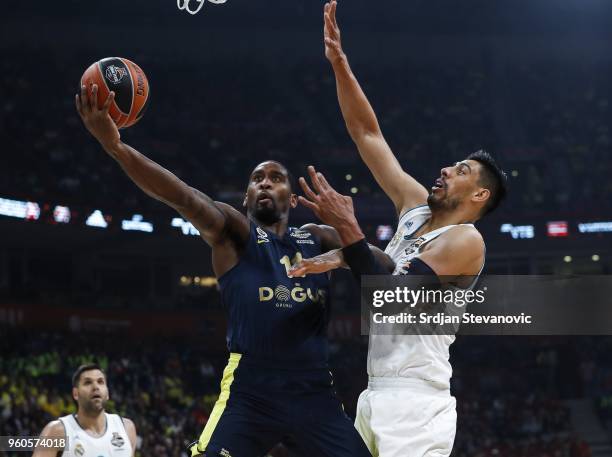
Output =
[
  {"x1": 287, "y1": 2, "x2": 508, "y2": 456},
  {"x1": 33, "y1": 364, "x2": 136, "y2": 457},
  {"x1": 75, "y1": 85, "x2": 372, "y2": 457}
]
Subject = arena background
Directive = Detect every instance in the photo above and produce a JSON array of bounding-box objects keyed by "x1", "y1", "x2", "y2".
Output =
[{"x1": 2, "y1": 1, "x2": 612, "y2": 456}]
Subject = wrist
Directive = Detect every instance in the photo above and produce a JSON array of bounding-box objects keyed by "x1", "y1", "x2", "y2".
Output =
[
  {"x1": 336, "y1": 217, "x2": 365, "y2": 246},
  {"x1": 101, "y1": 138, "x2": 123, "y2": 156},
  {"x1": 329, "y1": 53, "x2": 348, "y2": 69}
]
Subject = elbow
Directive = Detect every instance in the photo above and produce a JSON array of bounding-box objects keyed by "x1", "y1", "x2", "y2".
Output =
[{"x1": 346, "y1": 123, "x2": 382, "y2": 144}]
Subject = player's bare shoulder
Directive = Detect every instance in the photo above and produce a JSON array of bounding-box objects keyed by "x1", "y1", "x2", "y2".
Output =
[
  {"x1": 31, "y1": 420, "x2": 66, "y2": 456},
  {"x1": 40, "y1": 420, "x2": 66, "y2": 438},
  {"x1": 420, "y1": 225, "x2": 485, "y2": 276}
]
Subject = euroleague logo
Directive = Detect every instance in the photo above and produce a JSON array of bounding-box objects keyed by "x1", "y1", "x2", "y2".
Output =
[
  {"x1": 105, "y1": 65, "x2": 128, "y2": 85},
  {"x1": 259, "y1": 284, "x2": 327, "y2": 309}
]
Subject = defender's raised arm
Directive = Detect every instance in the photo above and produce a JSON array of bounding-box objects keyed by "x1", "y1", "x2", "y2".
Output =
[
  {"x1": 75, "y1": 84, "x2": 248, "y2": 251},
  {"x1": 324, "y1": 1, "x2": 428, "y2": 215}
]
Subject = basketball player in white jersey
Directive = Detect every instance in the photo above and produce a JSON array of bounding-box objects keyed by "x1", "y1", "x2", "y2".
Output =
[
  {"x1": 33, "y1": 364, "x2": 137, "y2": 457},
  {"x1": 287, "y1": 3, "x2": 508, "y2": 456}
]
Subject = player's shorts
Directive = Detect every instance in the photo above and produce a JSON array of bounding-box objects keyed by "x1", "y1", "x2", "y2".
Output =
[
  {"x1": 190, "y1": 353, "x2": 371, "y2": 457},
  {"x1": 355, "y1": 377, "x2": 456, "y2": 457}
]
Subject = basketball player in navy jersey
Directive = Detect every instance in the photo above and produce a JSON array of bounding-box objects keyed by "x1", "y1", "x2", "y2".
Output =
[{"x1": 76, "y1": 86, "x2": 372, "y2": 457}]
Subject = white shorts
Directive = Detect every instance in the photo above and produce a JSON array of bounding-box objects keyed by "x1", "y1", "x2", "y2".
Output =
[{"x1": 354, "y1": 377, "x2": 457, "y2": 457}]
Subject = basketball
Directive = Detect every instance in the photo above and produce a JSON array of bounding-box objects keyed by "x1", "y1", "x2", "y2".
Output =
[{"x1": 80, "y1": 57, "x2": 150, "y2": 129}]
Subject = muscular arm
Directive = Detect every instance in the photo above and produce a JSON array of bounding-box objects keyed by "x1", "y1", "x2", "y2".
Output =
[
  {"x1": 122, "y1": 418, "x2": 137, "y2": 456},
  {"x1": 76, "y1": 84, "x2": 249, "y2": 266},
  {"x1": 31, "y1": 421, "x2": 65, "y2": 457},
  {"x1": 289, "y1": 223, "x2": 395, "y2": 277},
  {"x1": 418, "y1": 225, "x2": 485, "y2": 276},
  {"x1": 324, "y1": 1, "x2": 428, "y2": 215}
]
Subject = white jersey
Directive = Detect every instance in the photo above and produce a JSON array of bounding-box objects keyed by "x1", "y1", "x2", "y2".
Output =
[
  {"x1": 367, "y1": 205, "x2": 484, "y2": 389},
  {"x1": 59, "y1": 412, "x2": 132, "y2": 457}
]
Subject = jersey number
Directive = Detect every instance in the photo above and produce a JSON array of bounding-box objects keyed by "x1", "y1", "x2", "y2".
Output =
[{"x1": 280, "y1": 253, "x2": 304, "y2": 277}]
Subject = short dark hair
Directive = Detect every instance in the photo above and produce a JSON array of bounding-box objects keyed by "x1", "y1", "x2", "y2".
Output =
[
  {"x1": 466, "y1": 150, "x2": 508, "y2": 216},
  {"x1": 72, "y1": 363, "x2": 105, "y2": 387}
]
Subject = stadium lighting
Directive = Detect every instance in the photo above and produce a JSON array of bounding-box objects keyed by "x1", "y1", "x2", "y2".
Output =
[
  {"x1": 0, "y1": 197, "x2": 40, "y2": 220},
  {"x1": 171, "y1": 217, "x2": 200, "y2": 236},
  {"x1": 122, "y1": 214, "x2": 153, "y2": 233},
  {"x1": 85, "y1": 210, "x2": 109, "y2": 228},
  {"x1": 53, "y1": 205, "x2": 71, "y2": 224},
  {"x1": 500, "y1": 224, "x2": 535, "y2": 239}
]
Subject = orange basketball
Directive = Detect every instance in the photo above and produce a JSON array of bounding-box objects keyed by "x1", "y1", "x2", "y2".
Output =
[{"x1": 80, "y1": 57, "x2": 150, "y2": 129}]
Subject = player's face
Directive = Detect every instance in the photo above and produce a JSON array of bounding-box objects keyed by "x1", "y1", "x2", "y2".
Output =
[
  {"x1": 244, "y1": 161, "x2": 297, "y2": 224},
  {"x1": 72, "y1": 369, "x2": 109, "y2": 414},
  {"x1": 428, "y1": 160, "x2": 483, "y2": 211}
]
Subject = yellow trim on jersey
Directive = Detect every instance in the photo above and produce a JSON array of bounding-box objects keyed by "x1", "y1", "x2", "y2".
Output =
[{"x1": 191, "y1": 353, "x2": 242, "y2": 456}]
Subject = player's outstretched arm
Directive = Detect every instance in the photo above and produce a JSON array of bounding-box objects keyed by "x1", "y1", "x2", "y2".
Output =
[
  {"x1": 288, "y1": 244, "x2": 394, "y2": 277},
  {"x1": 31, "y1": 420, "x2": 66, "y2": 457},
  {"x1": 323, "y1": 1, "x2": 428, "y2": 215},
  {"x1": 75, "y1": 85, "x2": 249, "y2": 248}
]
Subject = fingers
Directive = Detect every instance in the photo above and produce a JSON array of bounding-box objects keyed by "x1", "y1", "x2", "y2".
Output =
[
  {"x1": 75, "y1": 93, "x2": 82, "y2": 117},
  {"x1": 90, "y1": 84, "x2": 98, "y2": 111},
  {"x1": 102, "y1": 91, "x2": 115, "y2": 114},
  {"x1": 316, "y1": 171, "x2": 332, "y2": 192},
  {"x1": 330, "y1": 0, "x2": 338, "y2": 27},
  {"x1": 288, "y1": 260, "x2": 310, "y2": 278},
  {"x1": 306, "y1": 165, "x2": 324, "y2": 193},
  {"x1": 299, "y1": 175, "x2": 318, "y2": 201},
  {"x1": 80, "y1": 85, "x2": 89, "y2": 113},
  {"x1": 297, "y1": 195, "x2": 319, "y2": 213}
]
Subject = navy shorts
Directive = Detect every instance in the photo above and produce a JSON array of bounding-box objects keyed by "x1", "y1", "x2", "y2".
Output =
[{"x1": 190, "y1": 353, "x2": 371, "y2": 457}]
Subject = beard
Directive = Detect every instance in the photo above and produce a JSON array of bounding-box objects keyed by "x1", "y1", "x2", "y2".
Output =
[
  {"x1": 80, "y1": 398, "x2": 106, "y2": 415},
  {"x1": 427, "y1": 191, "x2": 460, "y2": 212},
  {"x1": 253, "y1": 202, "x2": 281, "y2": 225}
]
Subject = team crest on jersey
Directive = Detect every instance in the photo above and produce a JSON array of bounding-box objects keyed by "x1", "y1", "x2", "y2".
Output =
[
  {"x1": 256, "y1": 226, "x2": 269, "y2": 244},
  {"x1": 111, "y1": 432, "x2": 125, "y2": 447},
  {"x1": 388, "y1": 228, "x2": 404, "y2": 248},
  {"x1": 74, "y1": 443, "x2": 85, "y2": 456},
  {"x1": 105, "y1": 65, "x2": 128, "y2": 84}
]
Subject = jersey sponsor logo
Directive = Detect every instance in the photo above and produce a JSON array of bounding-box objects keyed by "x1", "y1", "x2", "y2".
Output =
[
  {"x1": 289, "y1": 229, "x2": 312, "y2": 239},
  {"x1": 111, "y1": 432, "x2": 125, "y2": 447},
  {"x1": 220, "y1": 448, "x2": 232, "y2": 457},
  {"x1": 259, "y1": 284, "x2": 327, "y2": 309},
  {"x1": 296, "y1": 239, "x2": 314, "y2": 245},
  {"x1": 256, "y1": 226, "x2": 270, "y2": 244},
  {"x1": 105, "y1": 65, "x2": 128, "y2": 84}
]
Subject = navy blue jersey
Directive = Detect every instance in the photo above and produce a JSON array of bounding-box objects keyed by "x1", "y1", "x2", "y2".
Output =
[{"x1": 218, "y1": 222, "x2": 331, "y2": 369}]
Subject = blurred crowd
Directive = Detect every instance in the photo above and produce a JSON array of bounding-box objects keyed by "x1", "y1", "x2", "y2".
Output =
[
  {"x1": 1, "y1": 46, "x2": 611, "y2": 219},
  {"x1": 0, "y1": 329, "x2": 600, "y2": 457}
]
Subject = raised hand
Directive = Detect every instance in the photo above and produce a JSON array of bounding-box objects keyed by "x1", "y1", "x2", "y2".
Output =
[
  {"x1": 324, "y1": 1, "x2": 344, "y2": 63},
  {"x1": 298, "y1": 166, "x2": 364, "y2": 246},
  {"x1": 75, "y1": 84, "x2": 120, "y2": 149}
]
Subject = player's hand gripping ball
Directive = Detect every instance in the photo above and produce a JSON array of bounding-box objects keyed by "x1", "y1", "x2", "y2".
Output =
[{"x1": 80, "y1": 57, "x2": 150, "y2": 129}]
